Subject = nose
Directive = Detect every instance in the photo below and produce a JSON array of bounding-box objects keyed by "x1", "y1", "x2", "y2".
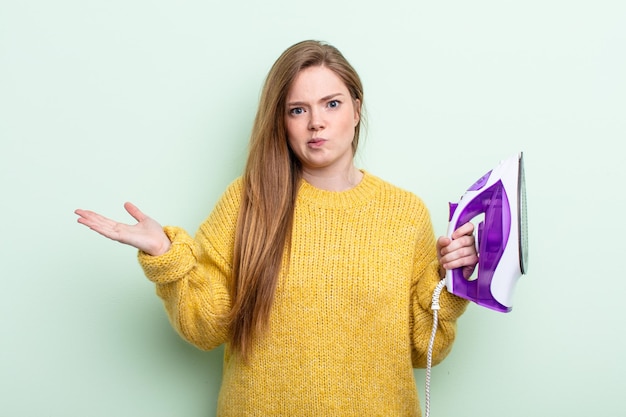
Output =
[{"x1": 308, "y1": 109, "x2": 325, "y2": 131}]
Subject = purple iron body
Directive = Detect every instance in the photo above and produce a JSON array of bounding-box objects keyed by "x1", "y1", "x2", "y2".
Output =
[{"x1": 445, "y1": 153, "x2": 528, "y2": 312}]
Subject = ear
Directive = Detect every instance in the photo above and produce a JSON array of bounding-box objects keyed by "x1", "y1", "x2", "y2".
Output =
[{"x1": 353, "y1": 98, "x2": 361, "y2": 126}]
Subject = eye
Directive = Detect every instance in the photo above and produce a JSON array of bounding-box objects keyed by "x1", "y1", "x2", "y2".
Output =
[
  {"x1": 289, "y1": 107, "x2": 304, "y2": 116},
  {"x1": 327, "y1": 100, "x2": 340, "y2": 109}
]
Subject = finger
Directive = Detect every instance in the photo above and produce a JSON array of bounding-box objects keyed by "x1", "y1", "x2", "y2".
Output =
[
  {"x1": 436, "y1": 236, "x2": 451, "y2": 253},
  {"x1": 75, "y1": 209, "x2": 125, "y2": 239},
  {"x1": 462, "y1": 264, "x2": 477, "y2": 280},
  {"x1": 124, "y1": 202, "x2": 147, "y2": 223},
  {"x1": 439, "y1": 234, "x2": 475, "y2": 258},
  {"x1": 441, "y1": 233, "x2": 478, "y2": 259},
  {"x1": 451, "y1": 221, "x2": 474, "y2": 240},
  {"x1": 440, "y1": 244, "x2": 475, "y2": 264},
  {"x1": 74, "y1": 208, "x2": 98, "y2": 220},
  {"x1": 441, "y1": 252, "x2": 479, "y2": 271},
  {"x1": 439, "y1": 222, "x2": 475, "y2": 257},
  {"x1": 75, "y1": 209, "x2": 111, "y2": 228}
]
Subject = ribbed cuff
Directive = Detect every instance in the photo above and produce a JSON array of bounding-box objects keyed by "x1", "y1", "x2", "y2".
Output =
[{"x1": 137, "y1": 226, "x2": 197, "y2": 284}]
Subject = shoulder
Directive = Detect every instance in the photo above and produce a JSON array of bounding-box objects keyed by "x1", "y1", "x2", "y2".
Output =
[
  {"x1": 197, "y1": 177, "x2": 242, "y2": 242},
  {"x1": 221, "y1": 176, "x2": 244, "y2": 203},
  {"x1": 211, "y1": 176, "x2": 243, "y2": 215},
  {"x1": 364, "y1": 172, "x2": 435, "y2": 233},
  {"x1": 366, "y1": 172, "x2": 428, "y2": 211}
]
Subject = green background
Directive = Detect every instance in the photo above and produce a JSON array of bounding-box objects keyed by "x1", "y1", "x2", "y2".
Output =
[{"x1": 2, "y1": 0, "x2": 624, "y2": 415}]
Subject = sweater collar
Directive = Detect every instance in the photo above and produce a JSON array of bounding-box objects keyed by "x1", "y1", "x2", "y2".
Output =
[{"x1": 296, "y1": 170, "x2": 381, "y2": 210}]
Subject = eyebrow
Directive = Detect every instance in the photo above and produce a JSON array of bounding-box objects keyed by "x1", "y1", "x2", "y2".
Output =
[{"x1": 286, "y1": 93, "x2": 346, "y2": 107}]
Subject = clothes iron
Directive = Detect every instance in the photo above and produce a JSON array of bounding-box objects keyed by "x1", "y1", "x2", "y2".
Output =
[{"x1": 445, "y1": 152, "x2": 528, "y2": 312}]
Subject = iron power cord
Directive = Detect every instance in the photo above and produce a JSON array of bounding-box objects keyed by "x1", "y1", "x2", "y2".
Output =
[{"x1": 425, "y1": 278, "x2": 447, "y2": 417}]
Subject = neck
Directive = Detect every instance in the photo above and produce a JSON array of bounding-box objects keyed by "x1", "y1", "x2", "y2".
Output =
[{"x1": 301, "y1": 165, "x2": 364, "y2": 191}]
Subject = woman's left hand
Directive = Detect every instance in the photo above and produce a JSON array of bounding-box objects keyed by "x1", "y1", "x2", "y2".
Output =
[{"x1": 437, "y1": 222, "x2": 478, "y2": 279}]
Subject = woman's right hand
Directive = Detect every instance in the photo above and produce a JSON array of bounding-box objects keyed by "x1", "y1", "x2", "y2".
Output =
[{"x1": 75, "y1": 202, "x2": 171, "y2": 256}]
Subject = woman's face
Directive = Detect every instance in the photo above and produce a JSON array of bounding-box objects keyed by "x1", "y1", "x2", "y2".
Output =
[{"x1": 285, "y1": 66, "x2": 360, "y2": 177}]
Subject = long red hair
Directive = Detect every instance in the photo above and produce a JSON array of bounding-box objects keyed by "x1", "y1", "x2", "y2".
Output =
[{"x1": 230, "y1": 40, "x2": 365, "y2": 360}]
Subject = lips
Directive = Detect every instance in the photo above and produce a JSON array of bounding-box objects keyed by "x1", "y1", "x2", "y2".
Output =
[{"x1": 308, "y1": 138, "x2": 327, "y2": 148}]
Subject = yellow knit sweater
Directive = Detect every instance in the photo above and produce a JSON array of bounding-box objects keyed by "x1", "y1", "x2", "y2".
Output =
[{"x1": 138, "y1": 171, "x2": 468, "y2": 417}]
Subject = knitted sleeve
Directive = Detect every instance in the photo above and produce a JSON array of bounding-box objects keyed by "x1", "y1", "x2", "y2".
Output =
[
  {"x1": 409, "y1": 203, "x2": 469, "y2": 368},
  {"x1": 137, "y1": 179, "x2": 242, "y2": 351}
]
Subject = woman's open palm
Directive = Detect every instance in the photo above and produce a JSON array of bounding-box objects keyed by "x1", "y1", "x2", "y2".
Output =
[{"x1": 75, "y1": 202, "x2": 171, "y2": 256}]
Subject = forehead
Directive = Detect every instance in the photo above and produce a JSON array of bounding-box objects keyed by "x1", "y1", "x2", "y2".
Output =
[{"x1": 286, "y1": 66, "x2": 349, "y2": 101}]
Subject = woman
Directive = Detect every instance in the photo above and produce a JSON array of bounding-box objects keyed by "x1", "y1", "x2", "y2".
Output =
[{"x1": 75, "y1": 40, "x2": 477, "y2": 416}]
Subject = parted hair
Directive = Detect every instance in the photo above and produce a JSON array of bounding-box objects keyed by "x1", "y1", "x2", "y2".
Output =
[{"x1": 229, "y1": 40, "x2": 365, "y2": 360}]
